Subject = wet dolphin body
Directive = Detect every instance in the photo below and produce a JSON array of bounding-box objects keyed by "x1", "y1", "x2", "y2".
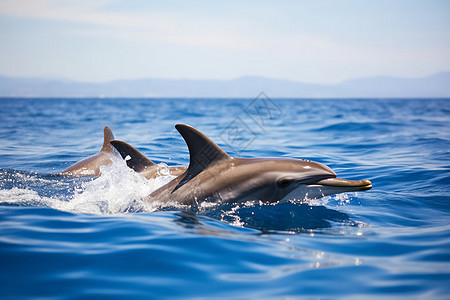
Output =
[
  {"x1": 147, "y1": 124, "x2": 372, "y2": 205},
  {"x1": 110, "y1": 140, "x2": 187, "y2": 179},
  {"x1": 60, "y1": 126, "x2": 120, "y2": 176}
]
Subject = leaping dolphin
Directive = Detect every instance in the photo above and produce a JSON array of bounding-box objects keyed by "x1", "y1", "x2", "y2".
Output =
[
  {"x1": 60, "y1": 126, "x2": 120, "y2": 176},
  {"x1": 146, "y1": 124, "x2": 372, "y2": 205},
  {"x1": 110, "y1": 140, "x2": 187, "y2": 179}
]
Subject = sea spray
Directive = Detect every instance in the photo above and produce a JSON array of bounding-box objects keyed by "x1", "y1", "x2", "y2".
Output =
[
  {"x1": 64, "y1": 160, "x2": 176, "y2": 214},
  {"x1": 0, "y1": 161, "x2": 177, "y2": 215}
]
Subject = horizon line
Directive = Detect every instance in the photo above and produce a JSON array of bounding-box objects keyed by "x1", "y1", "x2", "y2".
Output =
[{"x1": 1, "y1": 70, "x2": 449, "y2": 86}]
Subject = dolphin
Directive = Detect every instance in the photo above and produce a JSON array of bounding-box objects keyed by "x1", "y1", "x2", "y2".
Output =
[
  {"x1": 110, "y1": 140, "x2": 187, "y2": 179},
  {"x1": 146, "y1": 124, "x2": 372, "y2": 205},
  {"x1": 60, "y1": 126, "x2": 120, "y2": 176}
]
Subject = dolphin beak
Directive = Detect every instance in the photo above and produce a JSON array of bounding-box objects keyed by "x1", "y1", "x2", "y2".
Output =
[{"x1": 315, "y1": 178, "x2": 372, "y2": 191}]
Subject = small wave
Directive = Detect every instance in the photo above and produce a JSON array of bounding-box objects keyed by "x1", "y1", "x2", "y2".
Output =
[
  {"x1": 0, "y1": 187, "x2": 54, "y2": 207},
  {"x1": 0, "y1": 161, "x2": 177, "y2": 215},
  {"x1": 62, "y1": 161, "x2": 176, "y2": 214}
]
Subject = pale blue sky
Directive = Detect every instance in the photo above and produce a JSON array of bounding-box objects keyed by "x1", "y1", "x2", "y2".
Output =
[{"x1": 0, "y1": 0, "x2": 449, "y2": 83}]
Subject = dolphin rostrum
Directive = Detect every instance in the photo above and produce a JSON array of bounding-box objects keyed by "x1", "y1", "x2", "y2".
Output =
[
  {"x1": 146, "y1": 124, "x2": 372, "y2": 205},
  {"x1": 60, "y1": 126, "x2": 120, "y2": 176},
  {"x1": 110, "y1": 140, "x2": 186, "y2": 179}
]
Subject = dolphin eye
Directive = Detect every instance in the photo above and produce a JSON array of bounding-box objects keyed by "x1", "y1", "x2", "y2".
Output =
[{"x1": 277, "y1": 178, "x2": 292, "y2": 188}]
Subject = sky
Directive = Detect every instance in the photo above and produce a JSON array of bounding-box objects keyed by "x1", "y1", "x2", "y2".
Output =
[{"x1": 0, "y1": 0, "x2": 449, "y2": 84}]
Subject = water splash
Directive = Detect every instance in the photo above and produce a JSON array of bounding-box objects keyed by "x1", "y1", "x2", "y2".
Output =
[
  {"x1": 0, "y1": 186, "x2": 53, "y2": 207},
  {"x1": 0, "y1": 161, "x2": 177, "y2": 215},
  {"x1": 0, "y1": 163, "x2": 364, "y2": 233},
  {"x1": 60, "y1": 161, "x2": 174, "y2": 214}
]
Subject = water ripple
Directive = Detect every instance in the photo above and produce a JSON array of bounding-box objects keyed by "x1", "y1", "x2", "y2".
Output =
[{"x1": 1, "y1": 98, "x2": 449, "y2": 298}]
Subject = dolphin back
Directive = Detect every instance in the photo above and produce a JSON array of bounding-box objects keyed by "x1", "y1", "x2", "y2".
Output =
[
  {"x1": 172, "y1": 124, "x2": 231, "y2": 192},
  {"x1": 101, "y1": 126, "x2": 115, "y2": 153},
  {"x1": 59, "y1": 126, "x2": 118, "y2": 176},
  {"x1": 110, "y1": 140, "x2": 156, "y2": 173}
]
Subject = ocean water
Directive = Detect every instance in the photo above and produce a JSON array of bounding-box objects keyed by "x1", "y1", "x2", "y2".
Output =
[{"x1": 0, "y1": 97, "x2": 449, "y2": 299}]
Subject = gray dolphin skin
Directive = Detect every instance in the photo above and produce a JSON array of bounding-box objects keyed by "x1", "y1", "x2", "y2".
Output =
[
  {"x1": 147, "y1": 124, "x2": 372, "y2": 205},
  {"x1": 110, "y1": 140, "x2": 187, "y2": 179},
  {"x1": 60, "y1": 126, "x2": 120, "y2": 176}
]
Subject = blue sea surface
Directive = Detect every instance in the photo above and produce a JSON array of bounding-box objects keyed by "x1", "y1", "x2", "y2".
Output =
[{"x1": 0, "y1": 98, "x2": 449, "y2": 299}]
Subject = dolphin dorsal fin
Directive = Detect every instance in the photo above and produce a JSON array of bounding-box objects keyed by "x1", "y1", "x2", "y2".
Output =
[
  {"x1": 173, "y1": 124, "x2": 231, "y2": 192},
  {"x1": 110, "y1": 140, "x2": 156, "y2": 172},
  {"x1": 101, "y1": 126, "x2": 115, "y2": 153}
]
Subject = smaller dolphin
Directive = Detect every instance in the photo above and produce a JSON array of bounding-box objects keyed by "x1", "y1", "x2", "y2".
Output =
[
  {"x1": 110, "y1": 140, "x2": 187, "y2": 179},
  {"x1": 146, "y1": 124, "x2": 372, "y2": 205},
  {"x1": 60, "y1": 126, "x2": 120, "y2": 176}
]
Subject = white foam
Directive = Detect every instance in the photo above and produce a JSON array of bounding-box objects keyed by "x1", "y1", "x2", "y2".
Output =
[
  {"x1": 0, "y1": 187, "x2": 53, "y2": 206},
  {"x1": 66, "y1": 161, "x2": 177, "y2": 214},
  {"x1": 0, "y1": 161, "x2": 177, "y2": 215},
  {"x1": 0, "y1": 162, "x2": 358, "y2": 216}
]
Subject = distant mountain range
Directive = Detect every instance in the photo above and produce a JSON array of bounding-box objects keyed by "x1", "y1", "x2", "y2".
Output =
[{"x1": 1, "y1": 72, "x2": 449, "y2": 98}]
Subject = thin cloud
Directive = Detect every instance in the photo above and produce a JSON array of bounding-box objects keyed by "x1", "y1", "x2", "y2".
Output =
[
  {"x1": 0, "y1": 0, "x2": 254, "y2": 51},
  {"x1": 0, "y1": 0, "x2": 448, "y2": 83}
]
